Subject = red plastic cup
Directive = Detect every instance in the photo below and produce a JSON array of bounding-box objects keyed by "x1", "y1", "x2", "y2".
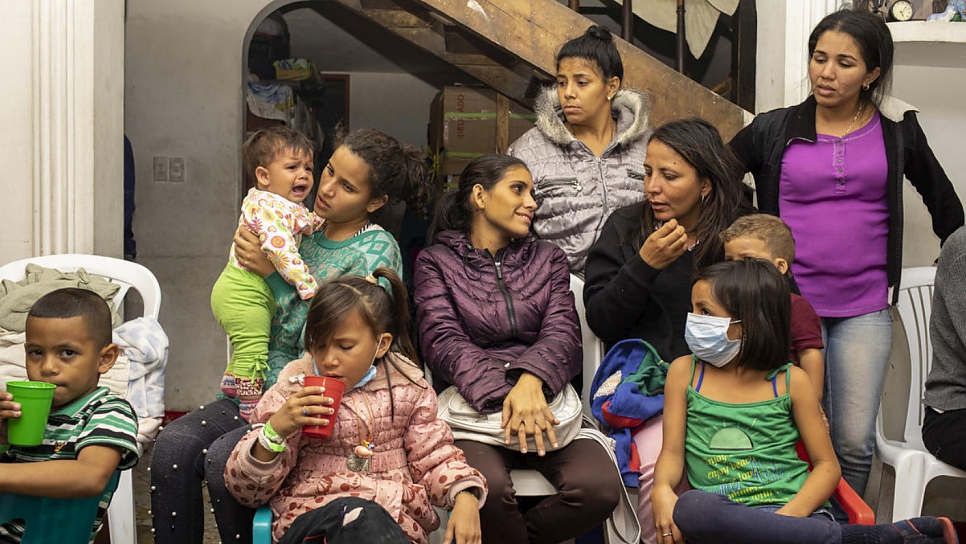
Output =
[{"x1": 301, "y1": 376, "x2": 345, "y2": 439}]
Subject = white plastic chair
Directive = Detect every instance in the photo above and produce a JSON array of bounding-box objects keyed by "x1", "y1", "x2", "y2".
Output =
[
  {"x1": 875, "y1": 266, "x2": 966, "y2": 521},
  {"x1": 510, "y1": 274, "x2": 604, "y2": 496},
  {"x1": 507, "y1": 275, "x2": 639, "y2": 544},
  {"x1": 424, "y1": 275, "x2": 633, "y2": 543},
  {"x1": 0, "y1": 253, "x2": 162, "y2": 544}
]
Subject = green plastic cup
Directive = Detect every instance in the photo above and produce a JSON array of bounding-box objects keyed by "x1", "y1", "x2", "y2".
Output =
[{"x1": 6, "y1": 381, "x2": 56, "y2": 446}]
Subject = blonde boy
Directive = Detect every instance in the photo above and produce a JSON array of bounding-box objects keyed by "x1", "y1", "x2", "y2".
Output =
[{"x1": 721, "y1": 215, "x2": 825, "y2": 398}]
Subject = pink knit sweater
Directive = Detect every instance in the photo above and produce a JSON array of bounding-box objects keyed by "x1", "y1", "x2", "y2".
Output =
[{"x1": 224, "y1": 353, "x2": 488, "y2": 543}]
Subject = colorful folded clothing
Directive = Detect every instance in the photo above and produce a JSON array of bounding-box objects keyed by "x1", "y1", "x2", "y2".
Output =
[
  {"x1": 246, "y1": 82, "x2": 294, "y2": 122},
  {"x1": 590, "y1": 339, "x2": 669, "y2": 487}
]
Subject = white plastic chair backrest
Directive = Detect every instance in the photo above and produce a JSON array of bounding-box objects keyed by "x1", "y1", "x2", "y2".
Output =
[
  {"x1": 893, "y1": 266, "x2": 936, "y2": 450},
  {"x1": 0, "y1": 254, "x2": 161, "y2": 319},
  {"x1": 570, "y1": 274, "x2": 604, "y2": 417}
]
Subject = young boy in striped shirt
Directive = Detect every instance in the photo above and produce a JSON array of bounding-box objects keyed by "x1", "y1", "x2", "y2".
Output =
[{"x1": 0, "y1": 288, "x2": 139, "y2": 543}]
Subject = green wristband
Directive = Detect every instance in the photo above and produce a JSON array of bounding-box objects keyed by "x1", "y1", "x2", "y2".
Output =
[
  {"x1": 259, "y1": 422, "x2": 287, "y2": 453},
  {"x1": 263, "y1": 420, "x2": 283, "y2": 441}
]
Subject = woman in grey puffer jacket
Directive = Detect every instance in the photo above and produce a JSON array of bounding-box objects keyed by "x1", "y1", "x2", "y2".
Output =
[
  {"x1": 414, "y1": 154, "x2": 621, "y2": 544},
  {"x1": 508, "y1": 25, "x2": 650, "y2": 274}
]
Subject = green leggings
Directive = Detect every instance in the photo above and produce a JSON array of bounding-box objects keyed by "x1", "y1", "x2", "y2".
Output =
[{"x1": 210, "y1": 264, "x2": 275, "y2": 383}]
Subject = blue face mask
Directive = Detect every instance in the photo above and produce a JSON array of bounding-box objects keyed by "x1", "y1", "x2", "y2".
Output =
[
  {"x1": 684, "y1": 313, "x2": 742, "y2": 367},
  {"x1": 352, "y1": 365, "x2": 378, "y2": 390},
  {"x1": 311, "y1": 341, "x2": 383, "y2": 389}
]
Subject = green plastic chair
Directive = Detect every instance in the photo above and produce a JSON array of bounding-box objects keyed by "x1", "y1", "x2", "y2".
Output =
[{"x1": 0, "y1": 471, "x2": 120, "y2": 543}]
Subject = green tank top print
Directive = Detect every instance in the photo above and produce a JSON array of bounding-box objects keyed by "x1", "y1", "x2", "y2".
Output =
[{"x1": 684, "y1": 358, "x2": 823, "y2": 508}]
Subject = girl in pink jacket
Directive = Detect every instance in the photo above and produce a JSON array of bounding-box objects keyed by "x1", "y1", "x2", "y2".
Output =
[{"x1": 225, "y1": 268, "x2": 487, "y2": 544}]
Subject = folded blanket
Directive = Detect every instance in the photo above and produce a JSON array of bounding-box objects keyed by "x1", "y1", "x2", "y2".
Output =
[
  {"x1": 591, "y1": 339, "x2": 669, "y2": 487},
  {"x1": 0, "y1": 263, "x2": 122, "y2": 332},
  {"x1": 114, "y1": 317, "x2": 168, "y2": 420},
  {"x1": 246, "y1": 82, "x2": 293, "y2": 122}
]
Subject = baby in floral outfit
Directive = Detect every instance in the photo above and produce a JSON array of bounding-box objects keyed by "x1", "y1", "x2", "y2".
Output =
[{"x1": 211, "y1": 126, "x2": 324, "y2": 420}]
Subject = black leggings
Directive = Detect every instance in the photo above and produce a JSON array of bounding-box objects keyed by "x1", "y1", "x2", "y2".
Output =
[
  {"x1": 150, "y1": 399, "x2": 254, "y2": 544},
  {"x1": 922, "y1": 406, "x2": 966, "y2": 470}
]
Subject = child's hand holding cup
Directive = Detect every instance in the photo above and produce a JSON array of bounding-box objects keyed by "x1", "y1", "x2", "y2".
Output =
[{"x1": 301, "y1": 376, "x2": 345, "y2": 439}]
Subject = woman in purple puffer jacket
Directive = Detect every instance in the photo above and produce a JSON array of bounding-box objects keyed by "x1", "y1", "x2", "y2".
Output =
[{"x1": 413, "y1": 154, "x2": 621, "y2": 544}]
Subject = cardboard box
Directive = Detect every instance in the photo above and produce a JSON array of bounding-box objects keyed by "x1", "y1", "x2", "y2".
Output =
[{"x1": 429, "y1": 86, "x2": 535, "y2": 177}]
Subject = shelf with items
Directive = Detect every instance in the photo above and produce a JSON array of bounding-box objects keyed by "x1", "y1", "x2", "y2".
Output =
[
  {"x1": 244, "y1": 58, "x2": 326, "y2": 145},
  {"x1": 888, "y1": 21, "x2": 966, "y2": 67},
  {"x1": 884, "y1": 21, "x2": 966, "y2": 268}
]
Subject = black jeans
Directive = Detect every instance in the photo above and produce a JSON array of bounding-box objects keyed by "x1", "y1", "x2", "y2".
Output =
[
  {"x1": 922, "y1": 406, "x2": 966, "y2": 471},
  {"x1": 673, "y1": 490, "x2": 840, "y2": 544},
  {"x1": 277, "y1": 497, "x2": 410, "y2": 544}
]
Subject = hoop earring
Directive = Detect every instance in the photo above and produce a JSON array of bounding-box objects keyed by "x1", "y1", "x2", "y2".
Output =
[
  {"x1": 862, "y1": 83, "x2": 870, "y2": 91},
  {"x1": 700, "y1": 193, "x2": 708, "y2": 205}
]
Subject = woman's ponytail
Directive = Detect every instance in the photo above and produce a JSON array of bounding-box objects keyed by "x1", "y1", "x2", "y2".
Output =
[
  {"x1": 427, "y1": 153, "x2": 528, "y2": 243},
  {"x1": 428, "y1": 184, "x2": 472, "y2": 243},
  {"x1": 370, "y1": 267, "x2": 419, "y2": 364},
  {"x1": 339, "y1": 128, "x2": 431, "y2": 219}
]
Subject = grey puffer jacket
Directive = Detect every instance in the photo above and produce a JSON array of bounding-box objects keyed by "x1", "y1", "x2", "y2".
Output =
[
  {"x1": 507, "y1": 86, "x2": 650, "y2": 274},
  {"x1": 413, "y1": 231, "x2": 582, "y2": 413}
]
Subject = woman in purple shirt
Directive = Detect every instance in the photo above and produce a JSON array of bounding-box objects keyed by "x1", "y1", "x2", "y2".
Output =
[{"x1": 729, "y1": 9, "x2": 964, "y2": 495}]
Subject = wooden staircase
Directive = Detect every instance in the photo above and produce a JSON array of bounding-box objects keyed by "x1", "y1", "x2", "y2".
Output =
[{"x1": 330, "y1": 0, "x2": 749, "y2": 140}]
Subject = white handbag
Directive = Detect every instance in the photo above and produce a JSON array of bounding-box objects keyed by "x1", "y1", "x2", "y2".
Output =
[
  {"x1": 437, "y1": 383, "x2": 583, "y2": 452},
  {"x1": 575, "y1": 424, "x2": 643, "y2": 544}
]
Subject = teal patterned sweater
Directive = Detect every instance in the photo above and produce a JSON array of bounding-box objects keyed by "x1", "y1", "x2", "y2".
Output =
[{"x1": 262, "y1": 225, "x2": 401, "y2": 388}]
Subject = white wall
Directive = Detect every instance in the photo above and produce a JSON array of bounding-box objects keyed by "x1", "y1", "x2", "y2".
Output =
[
  {"x1": 349, "y1": 72, "x2": 438, "y2": 148},
  {"x1": 0, "y1": 0, "x2": 124, "y2": 262},
  {"x1": 891, "y1": 55, "x2": 966, "y2": 266},
  {"x1": 125, "y1": 0, "x2": 280, "y2": 410},
  {"x1": 0, "y1": 3, "x2": 34, "y2": 259}
]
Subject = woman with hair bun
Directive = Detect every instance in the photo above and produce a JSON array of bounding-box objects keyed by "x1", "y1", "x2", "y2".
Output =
[
  {"x1": 509, "y1": 24, "x2": 650, "y2": 274},
  {"x1": 151, "y1": 128, "x2": 433, "y2": 544}
]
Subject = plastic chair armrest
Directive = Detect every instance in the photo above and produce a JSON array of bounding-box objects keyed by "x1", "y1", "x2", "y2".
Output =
[
  {"x1": 253, "y1": 505, "x2": 273, "y2": 544},
  {"x1": 832, "y1": 477, "x2": 875, "y2": 525}
]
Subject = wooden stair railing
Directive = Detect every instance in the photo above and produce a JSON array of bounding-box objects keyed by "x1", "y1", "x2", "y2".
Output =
[
  {"x1": 330, "y1": 0, "x2": 749, "y2": 139},
  {"x1": 410, "y1": 0, "x2": 749, "y2": 139}
]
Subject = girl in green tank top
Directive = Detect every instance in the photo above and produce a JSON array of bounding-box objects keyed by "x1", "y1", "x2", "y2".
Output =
[{"x1": 650, "y1": 259, "x2": 958, "y2": 544}]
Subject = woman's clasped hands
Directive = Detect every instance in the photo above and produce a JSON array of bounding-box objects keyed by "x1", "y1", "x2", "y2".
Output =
[{"x1": 501, "y1": 372, "x2": 560, "y2": 456}]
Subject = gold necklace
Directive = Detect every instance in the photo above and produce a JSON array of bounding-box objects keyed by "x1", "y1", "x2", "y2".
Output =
[
  {"x1": 346, "y1": 390, "x2": 376, "y2": 473},
  {"x1": 843, "y1": 102, "x2": 864, "y2": 139}
]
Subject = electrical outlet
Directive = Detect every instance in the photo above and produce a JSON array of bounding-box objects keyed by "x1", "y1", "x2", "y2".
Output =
[
  {"x1": 153, "y1": 157, "x2": 169, "y2": 182},
  {"x1": 169, "y1": 157, "x2": 185, "y2": 182}
]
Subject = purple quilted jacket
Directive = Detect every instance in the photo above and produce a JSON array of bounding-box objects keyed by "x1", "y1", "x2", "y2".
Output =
[{"x1": 413, "y1": 230, "x2": 581, "y2": 413}]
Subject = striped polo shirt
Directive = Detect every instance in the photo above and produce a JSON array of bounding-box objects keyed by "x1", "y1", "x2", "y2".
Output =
[{"x1": 1, "y1": 386, "x2": 139, "y2": 543}]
